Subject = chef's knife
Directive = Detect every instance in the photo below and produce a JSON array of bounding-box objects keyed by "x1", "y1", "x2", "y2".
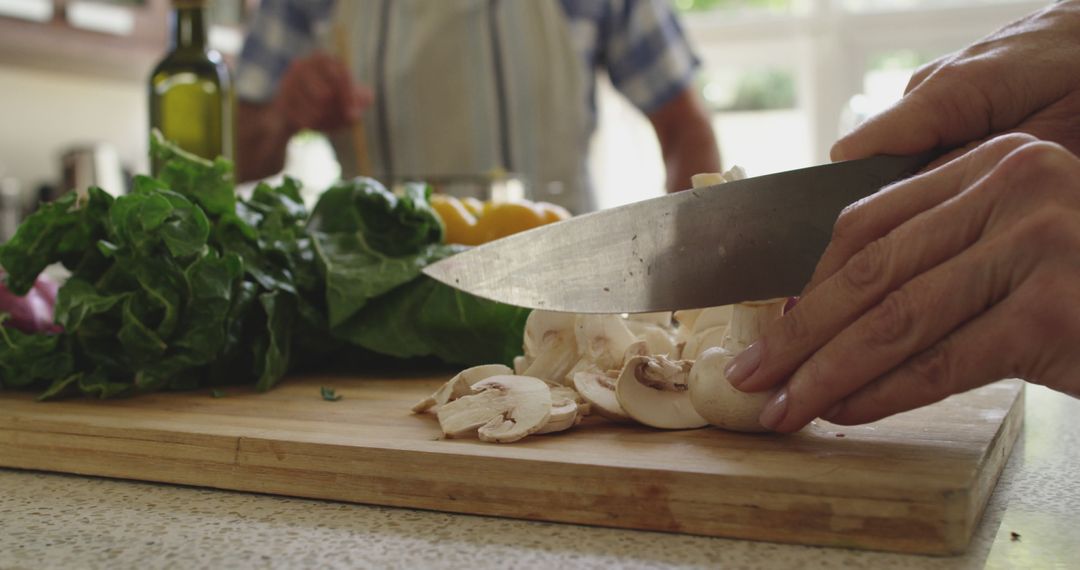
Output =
[{"x1": 423, "y1": 154, "x2": 932, "y2": 313}]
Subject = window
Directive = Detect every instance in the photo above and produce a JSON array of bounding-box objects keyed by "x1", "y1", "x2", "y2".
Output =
[{"x1": 589, "y1": 0, "x2": 1045, "y2": 209}]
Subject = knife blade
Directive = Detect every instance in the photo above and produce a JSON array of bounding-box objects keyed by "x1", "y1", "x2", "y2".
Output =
[{"x1": 423, "y1": 154, "x2": 932, "y2": 313}]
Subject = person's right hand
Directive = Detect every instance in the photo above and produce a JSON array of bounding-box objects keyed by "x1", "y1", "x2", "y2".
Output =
[
  {"x1": 275, "y1": 52, "x2": 374, "y2": 133},
  {"x1": 832, "y1": 0, "x2": 1080, "y2": 163}
]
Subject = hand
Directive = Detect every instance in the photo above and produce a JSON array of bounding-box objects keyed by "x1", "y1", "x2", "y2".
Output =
[
  {"x1": 723, "y1": 134, "x2": 1080, "y2": 432},
  {"x1": 831, "y1": 0, "x2": 1080, "y2": 163},
  {"x1": 275, "y1": 52, "x2": 374, "y2": 132}
]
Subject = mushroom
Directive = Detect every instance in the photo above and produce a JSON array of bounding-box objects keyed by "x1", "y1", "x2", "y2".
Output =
[
  {"x1": 624, "y1": 319, "x2": 678, "y2": 357},
  {"x1": 691, "y1": 165, "x2": 746, "y2": 188},
  {"x1": 688, "y1": 347, "x2": 774, "y2": 432},
  {"x1": 687, "y1": 298, "x2": 786, "y2": 432},
  {"x1": 436, "y1": 375, "x2": 552, "y2": 443},
  {"x1": 615, "y1": 355, "x2": 708, "y2": 429},
  {"x1": 520, "y1": 310, "x2": 579, "y2": 385},
  {"x1": 689, "y1": 305, "x2": 733, "y2": 335},
  {"x1": 534, "y1": 386, "x2": 584, "y2": 434},
  {"x1": 512, "y1": 355, "x2": 528, "y2": 375},
  {"x1": 681, "y1": 325, "x2": 727, "y2": 361},
  {"x1": 722, "y1": 299, "x2": 784, "y2": 352},
  {"x1": 572, "y1": 369, "x2": 629, "y2": 421},
  {"x1": 412, "y1": 364, "x2": 513, "y2": 413},
  {"x1": 625, "y1": 312, "x2": 673, "y2": 328},
  {"x1": 574, "y1": 314, "x2": 639, "y2": 372}
]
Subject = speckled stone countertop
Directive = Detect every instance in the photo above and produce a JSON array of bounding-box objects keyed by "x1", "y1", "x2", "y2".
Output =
[{"x1": 1, "y1": 385, "x2": 1077, "y2": 570}]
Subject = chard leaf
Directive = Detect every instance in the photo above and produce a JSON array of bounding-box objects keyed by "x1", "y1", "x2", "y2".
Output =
[
  {"x1": 320, "y1": 386, "x2": 342, "y2": 401},
  {"x1": 0, "y1": 188, "x2": 112, "y2": 294},
  {"x1": 150, "y1": 130, "x2": 237, "y2": 218},
  {"x1": 312, "y1": 230, "x2": 459, "y2": 327},
  {"x1": 53, "y1": 278, "x2": 128, "y2": 330},
  {"x1": 308, "y1": 178, "x2": 443, "y2": 257},
  {"x1": 0, "y1": 324, "x2": 74, "y2": 389},
  {"x1": 254, "y1": 291, "x2": 295, "y2": 391}
]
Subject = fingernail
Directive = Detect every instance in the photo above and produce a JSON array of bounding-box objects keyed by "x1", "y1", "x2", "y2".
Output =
[
  {"x1": 758, "y1": 389, "x2": 788, "y2": 431},
  {"x1": 725, "y1": 341, "x2": 763, "y2": 388},
  {"x1": 783, "y1": 296, "x2": 799, "y2": 314},
  {"x1": 823, "y1": 401, "x2": 844, "y2": 421}
]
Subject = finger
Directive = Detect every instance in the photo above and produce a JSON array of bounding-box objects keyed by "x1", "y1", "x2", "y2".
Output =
[
  {"x1": 822, "y1": 291, "x2": 1019, "y2": 426},
  {"x1": 760, "y1": 229, "x2": 1013, "y2": 433},
  {"x1": 804, "y1": 133, "x2": 1036, "y2": 294},
  {"x1": 727, "y1": 136, "x2": 1033, "y2": 399},
  {"x1": 1008, "y1": 89, "x2": 1080, "y2": 157},
  {"x1": 347, "y1": 83, "x2": 376, "y2": 120},
  {"x1": 903, "y1": 54, "x2": 950, "y2": 95},
  {"x1": 830, "y1": 66, "x2": 995, "y2": 162}
]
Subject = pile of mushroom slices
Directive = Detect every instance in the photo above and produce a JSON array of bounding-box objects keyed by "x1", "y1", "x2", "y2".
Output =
[
  {"x1": 412, "y1": 299, "x2": 785, "y2": 443},
  {"x1": 411, "y1": 166, "x2": 788, "y2": 444}
]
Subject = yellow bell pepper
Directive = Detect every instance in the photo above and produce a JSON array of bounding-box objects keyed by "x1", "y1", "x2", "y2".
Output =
[{"x1": 430, "y1": 195, "x2": 572, "y2": 245}]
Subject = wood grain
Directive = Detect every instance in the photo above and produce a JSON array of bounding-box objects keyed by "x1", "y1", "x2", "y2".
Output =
[{"x1": 0, "y1": 375, "x2": 1023, "y2": 555}]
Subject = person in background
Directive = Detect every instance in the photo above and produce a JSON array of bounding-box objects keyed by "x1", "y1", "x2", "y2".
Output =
[
  {"x1": 233, "y1": 0, "x2": 720, "y2": 214},
  {"x1": 723, "y1": 0, "x2": 1080, "y2": 432}
]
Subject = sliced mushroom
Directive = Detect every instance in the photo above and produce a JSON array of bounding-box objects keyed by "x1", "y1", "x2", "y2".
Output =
[
  {"x1": 522, "y1": 331, "x2": 578, "y2": 385},
  {"x1": 673, "y1": 308, "x2": 702, "y2": 332},
  {"x1": 412, "y1": 364, "x2": 513, "y2": 413},
  {"x1": 615, "y1": 355, "x2": 708, "y2": 430},
  {"x1": 688, "y1": 347, "x2": 773, "y2": 432},
  {"x1": 681, "y1": 325, "x2": 728, "y2": 361},
  {"x1": 523, "y1": 310, "x2": 576, "y2": 360},
  {"x1": 436, "y1": 375, "x2": 552, "y2": 443},
  {"x1": 535, "y1": 386, "x2": 583, "y2": 434},
  {"x1": 572, "y1": 369, "x2": 629, "y2": 421},
  {"x1": 512, "y1": 355, "x2": 529, "y2": 375},
  {"x1": 625, "y1": 312, "x2": 673, "y2": 328},
  {"x1": 625, "y1": 320, "x2": 678, "y2": 357},
  {"x1": 692, "y1": 166, "x2": 746, "y2": 187},
  {"x1": 519, "y1": 310, "x2": 579, "y2": 385},
  {"x1": 575, "y1": 314, "x2": 639, "y2": 372},
  {"x1": 690, "y1": 305, "x2": 733, "y2": 335}
]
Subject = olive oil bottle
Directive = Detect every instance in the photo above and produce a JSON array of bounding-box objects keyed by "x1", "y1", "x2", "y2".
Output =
[{"x1": 148, "y1": 0, "x2": 233, "y2": 174}]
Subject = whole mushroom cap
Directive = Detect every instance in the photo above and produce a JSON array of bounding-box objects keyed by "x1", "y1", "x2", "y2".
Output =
[{"x1": 688, "y1": 347, "x2": 773, "y2": 432}]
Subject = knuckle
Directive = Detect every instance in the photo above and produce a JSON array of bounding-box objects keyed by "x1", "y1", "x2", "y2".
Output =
[
  {"x1": 1012, "y1": 207, "x2": 1080, "y2": 251},
  {"x1": 778, "y1": 308, "x2": 811, "y2": 343},
  {"x1": 791, "y1": 356, "x2": 830, "y2": 401},
  {"x1": 864, "y1": 288, "x2": 917, "y2": 347},
  {"x1": 830, "y1": 205, "x2": 862, "y2": 245},
  {"x1": 840, "y1": 238, "x2": 890, "y2": 294},
  {"x1": 907, "y1": 341, "x2": 954, "y2": 395},
  {"x1": 979, "y1": 133, "x2": 1039, "y2": 160},
  {"x1": 1019, "y1": 268, "x2": 1080, "y2": 339},
  {"x1": 996, "y1": 141, "x2": 1076, "y2": 184}
]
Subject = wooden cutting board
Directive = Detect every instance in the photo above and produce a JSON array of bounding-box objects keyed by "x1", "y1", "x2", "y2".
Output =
[{"x1": 0, "y1": 374, "x2": 1022, "y2": 555}]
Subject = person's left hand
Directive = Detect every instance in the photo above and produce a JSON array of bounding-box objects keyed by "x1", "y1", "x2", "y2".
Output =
[{"x1": 721, "y1": 133, "x2": 1080, "y2": 432}]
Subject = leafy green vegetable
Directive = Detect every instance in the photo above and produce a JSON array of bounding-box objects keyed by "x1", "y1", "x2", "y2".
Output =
[
  {"x1": 0, "y1": 189, "x2": 112, "y2": 295},
  {"x1": 320, "y1": 386, "x2": 342, "y2": 401},
  {"x1": 0, "y1": 133, "x2": 528, "y2": 399}
]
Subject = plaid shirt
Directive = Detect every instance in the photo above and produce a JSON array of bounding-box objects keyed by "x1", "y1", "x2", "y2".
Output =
[{"x1": 235, "y1": 0, "x2": 702, "y2": 126}]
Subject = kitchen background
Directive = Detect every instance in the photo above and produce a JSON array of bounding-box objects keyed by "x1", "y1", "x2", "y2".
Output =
[{"x1": 0, "y1": 0, "x2": 1045, "y2": 223}]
